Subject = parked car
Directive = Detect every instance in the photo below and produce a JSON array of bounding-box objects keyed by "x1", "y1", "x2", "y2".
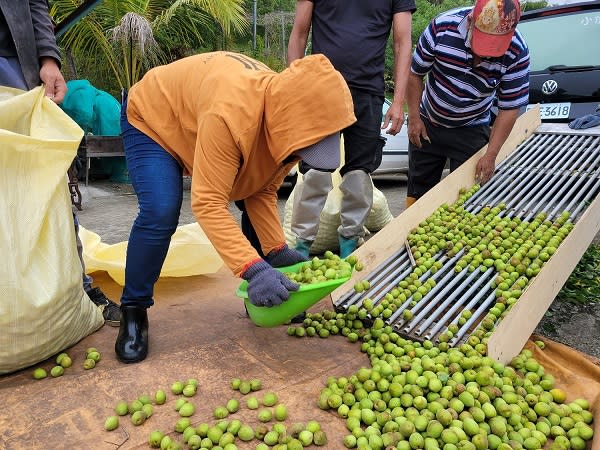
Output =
[
  {"x1": 517, "y1": 0, "x2": 600, "y2": 122},
  {"x1": 373, "y1": 98, "x2": 410, "y2": 176}
]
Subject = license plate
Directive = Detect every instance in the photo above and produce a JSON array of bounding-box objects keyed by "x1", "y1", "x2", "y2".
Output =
[{"x1": 527, "y1": 103, "x2": 571, "y2": 119}]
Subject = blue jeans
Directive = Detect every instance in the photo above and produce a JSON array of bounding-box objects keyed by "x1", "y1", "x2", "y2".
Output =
[{"x1": 120, "y1": 101, "x2": 183, "y2": 308}]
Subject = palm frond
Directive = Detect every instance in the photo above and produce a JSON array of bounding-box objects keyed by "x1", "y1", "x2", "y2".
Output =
[
  {"x1": 50, "y1": 0, "x2": 249, "y2": 90},
  {"x1": 153, "y1": 0, "x2": 248, "y2": 35},
  {"x1": 110, "y1": 12, "x2": 164, "y2": 88}
]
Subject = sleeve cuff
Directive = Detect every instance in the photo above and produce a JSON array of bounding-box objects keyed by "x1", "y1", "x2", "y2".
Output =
[{"x1": 240, "y1": 257, "x2": 263, "y2": 278}]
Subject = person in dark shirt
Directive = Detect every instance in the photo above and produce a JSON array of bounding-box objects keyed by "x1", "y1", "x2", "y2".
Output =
[
  {"x1": 0, "y1": 0, "x2": 121, "y2": 325},
  {"x1": 287, "y1": 0, "x2": 415, "y2": 258}
]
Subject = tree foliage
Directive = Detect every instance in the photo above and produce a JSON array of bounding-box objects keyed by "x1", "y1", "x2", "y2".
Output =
[
  {"x1": 51, "y1": 0, "x2": 248, "y2": 94},
  {"x1": 52, "y1": 0, "x2": 551, "y2": 96},
  {"x1": 412, "y1": 0, "x2": 474, "y2": 43},
  {"x1": 242, "y1": 0, "x2": 296, "y2": 16},
  {"x1": 522, "y1": 0, "x2": 549, "y2": 12}
]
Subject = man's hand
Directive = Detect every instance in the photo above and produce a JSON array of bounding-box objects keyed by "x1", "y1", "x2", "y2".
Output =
[
  {"x1": 407, "y1": 116, "x2": 430, "y2": 148},
  {"x1": 39, "y1": 57, "x2": 67, "y2": 104},
  {"x1": 475, "y1": 152, "x2": 497, "y2": 185},
  {"x1": 382, "y1": 101, "x2": 405, "y2": 136},
  {"x1": 476, "y1": 108, "x2": 518, "y2": 184}
]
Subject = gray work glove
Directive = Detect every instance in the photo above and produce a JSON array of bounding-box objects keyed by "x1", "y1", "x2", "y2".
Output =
[
  {"x1": 242, "y1": 260, "x2": 300, "y2": 307},
  {"x1": 569, "y1": 113, "x2": 600, "y2": 130},
  {"x1": 569, "y1": 105, "x2": 600, "y2": 130},
  {"x1": 265, "y1": 244, "x2": 309, "y2": 268}
]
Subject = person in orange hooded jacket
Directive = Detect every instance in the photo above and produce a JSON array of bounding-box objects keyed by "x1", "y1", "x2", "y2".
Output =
[{"x1": 116, "y1": 51, "x2": 356, "y2": 363}]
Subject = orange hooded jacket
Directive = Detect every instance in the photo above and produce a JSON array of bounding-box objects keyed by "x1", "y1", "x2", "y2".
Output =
[{"x1": 126, "y1": 52, "x2": 356, "y2": 276}]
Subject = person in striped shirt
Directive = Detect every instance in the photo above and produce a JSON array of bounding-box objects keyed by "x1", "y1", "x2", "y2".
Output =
[{"x1": 405, "y1": 0, "x2": 530, "y2": 206}]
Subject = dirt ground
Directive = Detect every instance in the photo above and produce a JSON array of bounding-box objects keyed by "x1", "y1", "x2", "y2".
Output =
[
  {"x1": 0, "y1": 176, "x2": 598, "y2": 450},
  {"x1": 76, "y1": 177, "x2": 600, "y2": 360},
  {"x1": 0, "y1": 269, "x2": 370, "y2": 449}
]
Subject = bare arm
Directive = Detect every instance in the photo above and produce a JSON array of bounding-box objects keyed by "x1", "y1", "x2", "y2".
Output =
[
  {"x1": 287, "y1": 0, "x2": 313, "y2": 65},
  {"x1": 382, "y1": 12, "x2": 412, "y2": 136},
  {"x1": 406, "y1": 72, "x2": 429, "y2": 148},
  {"x1": 29, "y1": 0, "x2": 66, "y2": 103},
  {"x1": 475, "y1": 108, "x2": 520, "y2": 184},
  {"x1": 406, "y1": 72, "x2": 423, "y2": 123},
  {"x1": 39, "y1": 56, "x2": 67, "y2": 103}
]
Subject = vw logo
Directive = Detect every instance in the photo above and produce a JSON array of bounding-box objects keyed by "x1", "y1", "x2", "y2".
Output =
[{"x1": 541, "y1": 80, "x2": 558, "y2": 95}]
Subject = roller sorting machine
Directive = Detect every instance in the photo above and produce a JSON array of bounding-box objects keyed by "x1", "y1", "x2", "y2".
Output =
[{"x1": 331, "y1": 107, "x2": 600, "y2": 364}]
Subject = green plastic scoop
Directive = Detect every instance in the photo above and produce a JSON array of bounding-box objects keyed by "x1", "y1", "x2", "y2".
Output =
[{"x1": 236, "y1": 262, "x2": 352, "y2": 327}]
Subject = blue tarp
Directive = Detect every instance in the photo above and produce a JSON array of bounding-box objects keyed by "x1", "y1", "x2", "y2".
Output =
[{"x1": 60, "y1": 79, "x2": 120, "y2": 136}]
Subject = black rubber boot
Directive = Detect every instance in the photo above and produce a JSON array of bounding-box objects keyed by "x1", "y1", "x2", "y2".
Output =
[{"x1": 115, "y1": 306, "x2": 149, "y2": 363}]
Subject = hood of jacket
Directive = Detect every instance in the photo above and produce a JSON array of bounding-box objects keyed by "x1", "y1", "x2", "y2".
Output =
[{"x1": 263, "y1": 54, "x2": 356, "y2": 164}]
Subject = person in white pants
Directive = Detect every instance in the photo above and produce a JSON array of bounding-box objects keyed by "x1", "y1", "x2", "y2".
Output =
[{"x1": 287, "y1": 0, "x2": 414, "y2": 258}]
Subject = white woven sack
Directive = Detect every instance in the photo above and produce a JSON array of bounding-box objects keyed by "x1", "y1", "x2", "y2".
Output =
[{"x1": 366, "y1": 187, "x2": 394, "y2": 232}]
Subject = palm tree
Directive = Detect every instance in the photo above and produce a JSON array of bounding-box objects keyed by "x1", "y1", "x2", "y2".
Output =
[{"x1": 51, "y1": 0, "x2": 248, "y2": 91}]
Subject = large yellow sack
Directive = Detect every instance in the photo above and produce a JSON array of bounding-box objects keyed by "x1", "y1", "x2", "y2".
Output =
[
  {"x1": 79, "y1": 223, "x2": 224, "y2": 286},
  {"x1": 0, "y1": 87, "x2": 104, "y2": 374}
]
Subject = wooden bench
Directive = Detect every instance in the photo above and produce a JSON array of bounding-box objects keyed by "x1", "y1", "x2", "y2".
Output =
[{"x1": 77, "y1": 135, "x2": 125, "y2": 186}]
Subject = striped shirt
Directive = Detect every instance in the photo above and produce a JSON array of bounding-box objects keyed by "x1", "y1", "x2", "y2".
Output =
[{"x1": 411, "y1": 8, "x2": 530, "y2": 127}]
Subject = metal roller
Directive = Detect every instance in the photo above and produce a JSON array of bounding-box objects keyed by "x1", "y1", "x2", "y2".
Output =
[{"x1": 334, "y1": 129, "x2": 600, "y2": 347}]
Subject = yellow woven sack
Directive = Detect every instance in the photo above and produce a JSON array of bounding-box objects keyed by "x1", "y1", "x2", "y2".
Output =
[
  {"x1": 0, "y1": 86, "x2": 103, "y2": 374},
  {"x1": 79, "y1": 222, "x2": 224, "y2": 286}
]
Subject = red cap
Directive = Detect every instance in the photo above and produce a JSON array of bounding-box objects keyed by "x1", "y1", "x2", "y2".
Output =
[{"x1": 471, "y1": 0, "x2": 521, "y2": 57}]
